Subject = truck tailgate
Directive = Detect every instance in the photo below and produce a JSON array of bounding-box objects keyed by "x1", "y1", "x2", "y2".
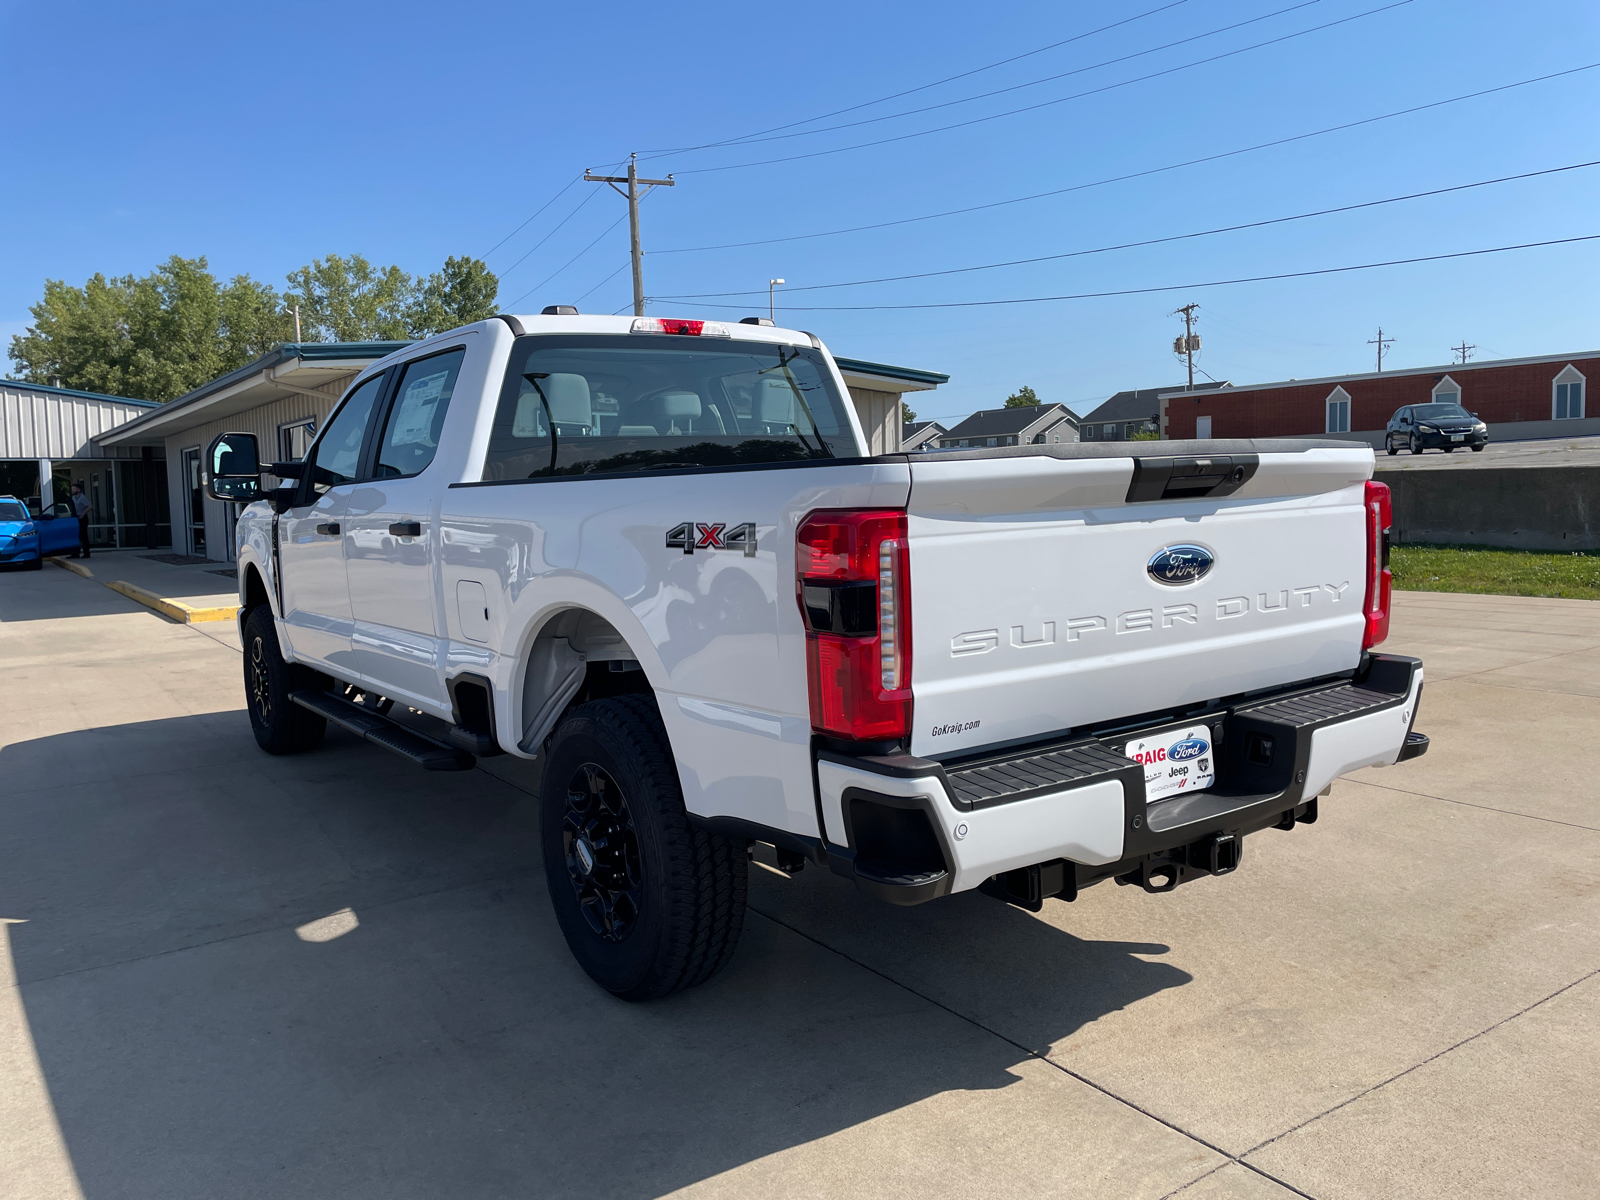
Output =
[{"x1": 905, "y1": 443, "x2": 1374, "y2": 758}]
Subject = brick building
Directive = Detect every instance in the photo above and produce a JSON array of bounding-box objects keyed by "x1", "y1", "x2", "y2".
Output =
[{"x1": 1160, "y1": 350, "x2": 1597, "y2": 447}]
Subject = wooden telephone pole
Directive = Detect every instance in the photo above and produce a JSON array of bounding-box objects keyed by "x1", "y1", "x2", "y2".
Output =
[
  {"x1": 1172, "y1": 303, "x2": 1200, "y2": 390},
  {"x1": 585, "y1": 154, "x2": 675, "y2": 316}
]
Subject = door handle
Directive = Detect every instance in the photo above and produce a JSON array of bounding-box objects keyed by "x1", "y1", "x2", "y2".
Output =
[
  {"x1": 316, "y1": 522, "x2": 340, "y2": 535},
  {"x1": 389, "y1": 521, "x2": 422, "y2": 537}
]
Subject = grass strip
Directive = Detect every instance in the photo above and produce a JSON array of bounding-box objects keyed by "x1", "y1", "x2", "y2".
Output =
[{"x1": 1391, "y1": 542, "x2": 1600, "y2": 600}]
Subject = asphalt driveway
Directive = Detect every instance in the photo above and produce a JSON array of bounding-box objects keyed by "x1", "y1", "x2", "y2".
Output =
[{"x1": 1, "y1": 567, "x2": 1595, "y2": 1199}]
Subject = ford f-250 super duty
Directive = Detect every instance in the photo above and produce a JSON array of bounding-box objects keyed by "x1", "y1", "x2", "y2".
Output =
[{"x1": 205, "y1": 311, "x2": 1429, "y2": 1000}]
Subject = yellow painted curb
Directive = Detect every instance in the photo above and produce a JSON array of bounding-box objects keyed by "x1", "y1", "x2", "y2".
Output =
[
  {"x1": 45, "y1": 556, "x2": 93, "y2": 578},
  {"x1": 105, "y1": 580, "x2": 240, "y2": 624}
]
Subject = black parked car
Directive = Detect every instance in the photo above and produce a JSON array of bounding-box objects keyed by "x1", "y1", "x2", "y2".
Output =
[{"x1": 1385, "y1": 402, "x2": 1488, "y2": 454}]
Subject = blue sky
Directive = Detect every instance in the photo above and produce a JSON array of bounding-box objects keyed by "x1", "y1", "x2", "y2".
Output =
[{"x1": 2, "y1": 0, "x2": 1596, "y2": 422}]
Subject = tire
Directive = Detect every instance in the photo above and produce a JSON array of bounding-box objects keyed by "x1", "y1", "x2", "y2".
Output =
[
  {"x1": 1386, "y1": 437, "x2": 1398, "y2": 456},
  {"x1": 1410, "y1": 434, "x2": 1421, "y2": 454},
  {"x1": 25, "y1": 557, "x2": 43, "y2": 571},
  {"x1": 242, "y1": 605, "x2": 326, "y2": 754},
  {"x1": 541, "y1": 695, "x2": 747, "y2": 1000},
  {"x1": 1471, "y1": 444, "x2": 1485, "y2": 452},
  {"x1": 1444, "y1": 445, "x2": 1455, "y2": 453}
]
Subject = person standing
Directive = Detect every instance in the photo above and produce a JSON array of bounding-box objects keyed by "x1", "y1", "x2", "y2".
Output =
[{"x1": 70, "y1": 482, "x2": 91, "y2": 559}]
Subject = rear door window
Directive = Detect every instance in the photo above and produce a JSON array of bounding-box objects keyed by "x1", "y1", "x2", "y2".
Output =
[
  {"x1": 482, "y1": 335, "x2": 853, "y2": 479},
  {"x1": 374, "y1": 348, "x2": 465, "y2": 479}
]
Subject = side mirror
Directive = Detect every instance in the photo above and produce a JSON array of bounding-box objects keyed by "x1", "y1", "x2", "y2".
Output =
[{"x1": 204, "y1": 431, "x2": 262, "y2": 503}]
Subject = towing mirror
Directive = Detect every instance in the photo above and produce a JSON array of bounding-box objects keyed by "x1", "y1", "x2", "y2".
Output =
[{"x1": 204, "y1": 431, "x2": 262, "y2": 503}]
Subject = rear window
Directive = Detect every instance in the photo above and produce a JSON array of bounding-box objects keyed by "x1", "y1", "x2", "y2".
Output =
[{"x1": 482, "y1": 335, "x2": 852, "y2": 480}]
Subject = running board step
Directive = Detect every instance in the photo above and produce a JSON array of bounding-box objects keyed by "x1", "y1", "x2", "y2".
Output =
[{"x1": 289, "y1": 690, "x2": 476, "y2": 771}]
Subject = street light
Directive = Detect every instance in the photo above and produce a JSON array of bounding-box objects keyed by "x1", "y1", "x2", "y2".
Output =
[{"x1": 769, "y1": 279, "x2": 785, "y2": 323}]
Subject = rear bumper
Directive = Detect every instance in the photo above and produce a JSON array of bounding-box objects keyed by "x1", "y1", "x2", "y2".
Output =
[{"x1": 813, "y1": 653, "x2": 1426, "y2": 905}]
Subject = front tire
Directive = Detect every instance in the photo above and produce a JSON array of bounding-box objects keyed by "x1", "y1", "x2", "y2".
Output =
[
  {"x1": 242, "y1": 606, "x2": 326, "y2": 754},
  {"x1": 1386, "y1": 437, "x2": 1398, "y2": 456},
  {"x1": 1410, "y1": 434, "x2": 1422, "y2": 454},
  {"x1": 1471, "y1": 443, "x2": 1485, "y2": 452},
  {"x1": 541, "y1": 695, "x2": 747, "y2": 1000}
]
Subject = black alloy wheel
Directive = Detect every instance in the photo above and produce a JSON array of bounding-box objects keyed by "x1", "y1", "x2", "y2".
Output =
[
  {"x1": 561, "y1": 762, "x2": 644, "y2": 941},
  {"x1": 540, "y1": 695, "x2": 747, "y2": 1000},
  {"x1": 241, "y1": 605, "x2": 327, "y2": 755}
]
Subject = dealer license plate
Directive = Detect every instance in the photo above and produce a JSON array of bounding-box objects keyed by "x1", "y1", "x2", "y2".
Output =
[
  {"x1": 1451, "y1": 434, "x2": 1464, "y2": 441},
  {"x1": 1125, "y1": 724, "x2": 1215, "y2": 802}
]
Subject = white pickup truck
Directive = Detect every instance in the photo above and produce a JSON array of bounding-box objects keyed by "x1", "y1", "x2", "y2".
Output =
[{"x1": 206, "y1": 311, "x2": 1428, "y2": 999}]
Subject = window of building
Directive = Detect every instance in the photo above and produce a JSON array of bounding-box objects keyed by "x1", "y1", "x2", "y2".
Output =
[
  {"x1": 1325, "y1": 386, "x2": 1351, "y2": 433},
  {"x1": 1431, "y1": 375, "x2": 1461, "y2": 408},
  {"x1": 1554, "y1": 365, "x2": 1586, "y2": 420},
  {"x1": 279, "y1": 418, "x2": 316, "y2": 462},
  {"x1": 1082, "y1": 424, "x2": 1095, "y2": 439}
]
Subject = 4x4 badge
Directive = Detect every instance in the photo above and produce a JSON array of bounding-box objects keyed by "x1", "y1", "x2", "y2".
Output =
[{"x1": 666, "y1": 521, "x2": 758, "y2": 557}]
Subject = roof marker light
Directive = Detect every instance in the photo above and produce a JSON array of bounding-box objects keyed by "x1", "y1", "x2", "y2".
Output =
[{"x1": 630, "y1": 317, "x2": 729, "y2": 338}]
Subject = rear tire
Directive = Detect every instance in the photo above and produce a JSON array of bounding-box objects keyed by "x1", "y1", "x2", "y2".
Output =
[
  {"x1": 242, "y1": 605, "x2": 326, "y2": 754},
  {"x1": 541, "y1": 695, "x2": 747, "y2": 1000}
]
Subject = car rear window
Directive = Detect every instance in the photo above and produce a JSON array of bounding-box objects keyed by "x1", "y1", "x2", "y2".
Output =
[{"x1": 481, "y1": 334, "x2": 852, "y2": 480}]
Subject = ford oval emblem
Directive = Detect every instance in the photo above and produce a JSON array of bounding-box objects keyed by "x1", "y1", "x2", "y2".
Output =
[
  {"x1": 1168, "y1": 737, "x2": 1208, "y2": 761},
  {"x1": 1147, "y1": 544, "x2": 1214, "y2": 586}
]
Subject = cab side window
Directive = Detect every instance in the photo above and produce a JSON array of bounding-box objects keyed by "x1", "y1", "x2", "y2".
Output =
[
  {"x1": 374, "y1": 349, "x2": 465, "y2": 480},
  {"x1": 305, "y1": 374, "x2": 386, "y2": 495}
]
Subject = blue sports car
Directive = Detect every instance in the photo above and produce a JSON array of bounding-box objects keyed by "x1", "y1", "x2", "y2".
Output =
[{"x1": 0, "y1": 495, "x2": 81, "y2": 569}]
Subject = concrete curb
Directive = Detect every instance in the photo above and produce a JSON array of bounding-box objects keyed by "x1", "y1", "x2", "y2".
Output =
[
  {"x1": 104, "y1": 580, "x2": 240, "y2": 624},
  {"x1": 45, "y1": 556, "x2": 94, "y2": 578}
]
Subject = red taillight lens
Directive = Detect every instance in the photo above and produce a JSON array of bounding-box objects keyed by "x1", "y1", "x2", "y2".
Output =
[
  {"x1": 1363, "y1": 480, "x2": 1392, "y2": 649},
  {"x1": 630, "y1": 317, "x2": 729, "y2": 337},
  {"x1": 797, "y1": 509, "x2": 911, "y2": 741}
]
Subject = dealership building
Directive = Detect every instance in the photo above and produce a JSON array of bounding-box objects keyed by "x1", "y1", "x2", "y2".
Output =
[{"x1": 1161, "y1": 350, "x2": 1596, "y2": 446}]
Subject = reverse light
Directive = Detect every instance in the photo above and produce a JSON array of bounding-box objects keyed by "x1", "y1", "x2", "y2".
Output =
[
  {"x1": 630, "y1": 317, "x2": 730, "y2": 337},
  {"x1": 1362, "y1": 480, "x2": 1392, "y2": 650},
  {"x1": 797, "y1": 509, "x2": 911, "y2": 741}
]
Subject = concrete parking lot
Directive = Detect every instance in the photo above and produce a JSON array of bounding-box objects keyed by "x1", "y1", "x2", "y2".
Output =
[{"x1": 2, "y1": 567, "x2": 1597, "y2": 1199}]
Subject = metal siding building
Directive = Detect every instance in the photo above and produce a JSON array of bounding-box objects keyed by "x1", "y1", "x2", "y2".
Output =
[{"x1": 0, "y1": 379, "x2": 165, "y2": 548}]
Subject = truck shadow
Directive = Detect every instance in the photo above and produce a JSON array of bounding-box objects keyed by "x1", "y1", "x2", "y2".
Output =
[{"x1": 0, "y1": 713, "x2": 1190, "y2": 1200}]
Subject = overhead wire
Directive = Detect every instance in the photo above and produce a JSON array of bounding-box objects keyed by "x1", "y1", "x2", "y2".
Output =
[
  {"x1": 652, "y1": 64, "x2": 1600, "y2": 255},
  {"x1": 642, "y1": 0, "x2": 1192, "y2": 154},
  {"x1": 573, "y1": 261, "x2": 632, "y2": 306},
  {"x1": 668, "y1": 0, "x2": 1416, "y2": 175},
  {"x1": 653, "y1": 159, "x2": 1600, "y2": 299},
  {"x1": 673, "y1": 233, "x2": 1600, "y2": 312},
  {"x1": 649, "y1": 0, "x2": 1326, "y2": 156},
  {"x1": 481, "y1": 175, "x2": 581, "y2": 260},
  {"x1": 506, "y1": 214, "x2": 629, "y2": 308}
]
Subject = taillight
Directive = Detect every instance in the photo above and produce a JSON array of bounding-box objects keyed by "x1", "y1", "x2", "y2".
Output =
[
  {"x1": 797, "y1": 509, "x2": 911, "y2": 741},
  {"x1": 1363, "y1": 480, "x2": 1392, "y2": 649},
  {"x1": 630, "y1": 317, "x2": 729, "y2": 337}
]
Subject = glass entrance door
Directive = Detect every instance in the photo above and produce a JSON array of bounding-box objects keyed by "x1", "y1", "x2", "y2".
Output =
[{"x1": 182, "y1": 448, "x2": 206, "y2": 557}]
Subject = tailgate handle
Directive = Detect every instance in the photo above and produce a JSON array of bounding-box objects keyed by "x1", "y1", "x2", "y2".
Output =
[{"x1": 1126, "y1": 454, "x2": 1258, "y2": 503}]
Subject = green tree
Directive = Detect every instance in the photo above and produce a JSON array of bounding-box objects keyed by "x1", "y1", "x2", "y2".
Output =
[
  {"x1": 284, "y1": 253, "x2": 414, "y2": 342},
  {"x1": 405, "y1": 256, "x2": 499, "y2": 337},
  {"x1": 901, "y1": 400, "x2": 918, "y2": 423},
  {"x1": 7, "y1": 256, "x2": 293, "y2": 401},
  {"x1": 1004, "y1": 385, "x2": 1039, "y2": 408}
]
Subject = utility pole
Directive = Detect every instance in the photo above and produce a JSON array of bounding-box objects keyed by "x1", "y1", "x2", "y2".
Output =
[
  {"x1": 1452, "y1": 340, "x2": 1476, "y2": 365},
  {"x1": 585, "y1": 154, "x2": 675, "y2": 316},
  {"x1": 769, "y1": 278, "x2": 785, "y2": 322},
  {"x1": 1368, "y1": 327, "x2": 1394, "y2": 372},
  {"x1": 1172, "y1": 303, "x2": 1201, "y2": 390}
]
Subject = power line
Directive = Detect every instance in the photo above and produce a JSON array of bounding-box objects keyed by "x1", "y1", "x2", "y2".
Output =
[
  {"x1": 482, "y1": 174, "x2": 581, "y2": 260},
  {"x1": 641, "y1": 0, "x2": 1191, "y2": 155},
  {"x1": 495, "y1": 187, "x2": 604, "y2": 280},
  {"x1": 652, "y1": 0, "x2": 1326, "y2": 157},
  {"x1": 652, "y1": 64, "x2": 1600, "y2": 255},
  {"x1": 572, "y1": 261, "x2": 632, "y2": 306},
  {"x1": 669, "y1": 0, "x2": 1416, "y2": 176},
  {"x1": 671, "y1": 233, "x2": 1600, "y2": 312},
  {"x1": 506, "y1": 213, "x2": 629, "y2": 309},
  {"x1": 652, "y1": 159, "x2": 1600, "y2": 299}
]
